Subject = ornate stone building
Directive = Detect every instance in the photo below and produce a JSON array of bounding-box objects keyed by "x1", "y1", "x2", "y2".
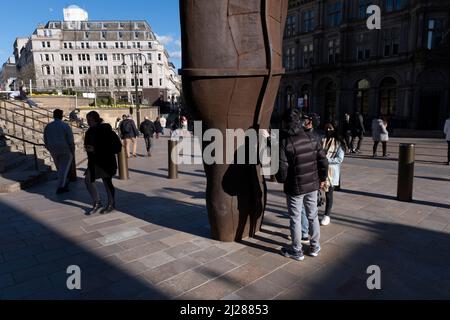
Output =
[
  {"x1": 8, "y1": 5, "x2": 180, "y2": 105},
  {"x1": 278, "y1": 0, "x2": 450, "y2": 130}
]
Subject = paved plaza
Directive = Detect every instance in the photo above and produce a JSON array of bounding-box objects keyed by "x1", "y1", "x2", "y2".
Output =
[{"x1": 0, "y1": 135, "x2": 449, "y2": 299}]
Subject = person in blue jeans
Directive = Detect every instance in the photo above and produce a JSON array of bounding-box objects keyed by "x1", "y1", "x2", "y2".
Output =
[{"x1": 277, "y1": 108, "x2": 329, "y2": 260}]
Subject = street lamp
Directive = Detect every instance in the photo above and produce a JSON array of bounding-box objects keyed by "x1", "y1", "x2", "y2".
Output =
[{"x1": 120, "y1": 53, "x2": 152, "y2": 125}]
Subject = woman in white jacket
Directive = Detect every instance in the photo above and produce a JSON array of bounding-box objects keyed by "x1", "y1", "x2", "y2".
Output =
[
  {"x1": 321, "y1": 123, "x2": 345, "y2": 226},
  {"x1": 372, "y1": 117, "x2": 389, "y2": 158}
]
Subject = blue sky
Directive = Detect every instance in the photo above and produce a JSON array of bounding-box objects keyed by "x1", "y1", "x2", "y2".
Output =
[{"x1": 0, "y1": 0, "x2": 181, "y2": 68}]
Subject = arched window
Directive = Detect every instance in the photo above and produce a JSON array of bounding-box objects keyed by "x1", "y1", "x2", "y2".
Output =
[
  {"x1": 355, "y1": 79, "x2": 370, "y2": 115},
  {"x1": 379, "y1": 77, "x2": 397, "y2": 116},
  {"x1": 301, "y1": 84, "x2": 311, "y2": 113},
  {"x1": 286, "y1": 86, "x2": 296, "y2": 110}
]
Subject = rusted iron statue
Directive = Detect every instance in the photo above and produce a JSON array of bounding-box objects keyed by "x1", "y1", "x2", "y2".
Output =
[{"x1": 180, "y1": 0, "x2": 288, "y2": 242}]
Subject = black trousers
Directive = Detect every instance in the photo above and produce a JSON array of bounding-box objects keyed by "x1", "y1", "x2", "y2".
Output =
[
  {"x1": 144, "y1": 136, "x2": 153, "y2": 152},
  {"x1": 351, "y1": 134, "x2": 363, "y2": 151},
  {"x1": 373, "y1": 141, "x2": 387, "y2": 156},
  {"x1": 85, "y1": 171, "x2": 115, "y2": 207},
  {"x1": 325, "y1": 186, "x2": 334, "y2": 217}
]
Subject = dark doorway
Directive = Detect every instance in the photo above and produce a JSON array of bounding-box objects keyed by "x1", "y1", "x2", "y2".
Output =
[{"x1": 418, "y1": 94, "x2": 441, "y2": 130}]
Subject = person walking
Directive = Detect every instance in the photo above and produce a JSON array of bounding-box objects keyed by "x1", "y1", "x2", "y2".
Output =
[
  {"x1": 342, "y1": 113, "x2": 352, "y2": 153},
  {"x1": 372, "y1": 117, "x2": 389, "y2": 158},
  {"x1": 350, "y1": 112, "x2": 365, "y2": 154},
  {"x1": 154, "y1": 117, "x2": 163, "y2": 139},
  {"x1": 139, "y1": 116, "x2": 156, "y2": 157},
  {"x1": 321, "y1": 123, "x2": 345, "y2": 226},
  {"x1": 44, "y1": 109, "x2": 75, "y2": 194},
  {"x1": 444, "y1": 117, "x2": 450, "y2": 165},
  {"x1": 277, "y1": 108, "x2": 329, "y2": 261},
  {"x1": 114, "y1": 116, "x2": 123, "y2": 136},
  {"x1": 119, "y1": 114, "x2": 139, "y2": 158},
  {"x1": 84, "y1": 111, "x2": 122, "y2": 215},
  {"x1": 159, "y1": 116, "x2": 167, "y2": 136}
]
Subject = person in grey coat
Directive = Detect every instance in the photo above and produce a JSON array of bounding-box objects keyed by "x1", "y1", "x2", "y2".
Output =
[
  {"x1": 372, "y1": 117, "x2": 389, "y2": 158},
  {"x1": 44, "y1": 109, "x2": 75, "y2": 194}
]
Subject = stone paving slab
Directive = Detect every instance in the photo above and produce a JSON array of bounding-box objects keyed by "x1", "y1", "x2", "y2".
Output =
[{"x1": 0, "y1": 136, "x2": 449, "y2": 299}]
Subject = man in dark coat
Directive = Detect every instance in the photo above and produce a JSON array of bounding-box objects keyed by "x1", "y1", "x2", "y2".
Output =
[
  {"x1": 119, "y1": 115, "x2": 139, "y2": 158},
  {"x1": 139, "y1": 116, "x2": 156, "y2": 157},
  {"x1": 276, "y1": 108, "x2": 329, "y2": 261},
  {"x1": 350, "y1": 112, "x2": 365, "y2": 153}
]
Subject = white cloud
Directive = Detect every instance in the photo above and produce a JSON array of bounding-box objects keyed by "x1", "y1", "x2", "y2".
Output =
[
  {"x1": 170, "y1": 51, "x2": 182, "y2": 59},
  {"x1": 155, "y1": 34, "x2": 174, "y2": 46},
  {"x1": 175, "y1": 39, "x2": 181, "y2": 48}
]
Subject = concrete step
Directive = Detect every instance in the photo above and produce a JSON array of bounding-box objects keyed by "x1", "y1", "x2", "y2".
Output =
[
  {"x1": 0, "y1": 160, "x2": 51, "y2": 193},
  {"x1": 0, "y1": 152, "x2": 29, "y2": 173}
]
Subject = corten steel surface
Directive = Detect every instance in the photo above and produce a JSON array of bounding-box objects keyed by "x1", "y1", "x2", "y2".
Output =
[{"x1": 180, "y1": 0, "x2": 288, "y2": 242}]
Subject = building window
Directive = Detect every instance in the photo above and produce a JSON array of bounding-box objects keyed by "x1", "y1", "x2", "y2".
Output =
[
  {"x1": 328, "y1": 2, "x2": 342, "y2": 27},
  {"x1": 102, "y1": 31, "x2": 107, "y2": 39},
  {"x1": 285, "y1": 15, "x2": 297, "y2": 37},
  {"x1": 158, "y1": 53, "x2": 162, "y2": 61},
  {"x1": 45, "y1": 54, "x2": 50, "y2": 61},
  {"x1": 148, "y1": 42, "x2": 153, "y2": 49},
  {"x1": 85, "y1": 32, "x2": 90, "y2": 39},
  {"x1": 357, "y1": 47, "x2": 371, "y2": 61},
  {"x1": 355, "y1": 79, "x2": 370, "y2": 115},
  {"x1": 303, "y1": 44, "x2": 314, "y2": 68},
  {"x1": 147, "y1": 53, "x2": 152, "y2": 61},
  {"x1": 159, "y1": 79, "x2": 163, "y2": 86},
  {"x1": 303, "y1": 10, "x2": 315, "y2": 32},
  {"x1": 284, "y1": 47, "x2": 296, "y2": 71},
  {"x1": 95, "y1": 54, "x2": 107, "y2": 61},
  {"x1": 379, "y1": 77, "x2": 397, "y2": 116},
  {"x1": 359, "y1": 0, "x2": 373, "y2": 19},
  {"x1": 63, "y1": 43, "x2": 68, "y2": 49},
  {"x1": 427, "y1": 19, "x2": 444, "y2": 50},
  {"x1": 386, "y1": 0, "x2": 404, "y2": 12},
  {"x1": 118, "y1": 32, "x2": 123, "y2": 39},
  {"x1": 383, "y1": 29, "x2": 400, "y2": 57},
  {"x1": 149, "y1": 78, "x2": 153, "y2": 86},
  {"x1": 328, "y1": 39, "x2": 340, "y2": 64},
  {"x1": 78, "y1": 66, "x2": 91, "y2": 75},
  {"x1": 147, "y1": 64, "x2": 152, "y2": 74}
]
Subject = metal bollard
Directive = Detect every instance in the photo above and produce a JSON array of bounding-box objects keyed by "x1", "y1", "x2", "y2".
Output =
[
  {"x1": 118, "y1": 145, "x2": 129, "y2": 180},
  {"x1": 397, "y1": 144, "x2": 415, "y2": 202},
  {"x1": 168, "y1": 140, "x2": 178, "y2": 179}
]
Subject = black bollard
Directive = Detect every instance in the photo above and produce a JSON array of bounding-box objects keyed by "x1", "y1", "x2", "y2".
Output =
[
  {"x1": 118, "y1": 145, "x2": 129, "y2": 180},
  {"x1": 397, "y1": 144, "x2": 415, "y2": 202},
  {"x1": 168, "y1": 140, "x2": 178, "y2": 179}
]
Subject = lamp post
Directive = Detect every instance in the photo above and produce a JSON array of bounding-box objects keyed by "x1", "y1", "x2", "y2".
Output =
[{"x1": 120, "y1": 53, "x2": 151, "y2": 126}]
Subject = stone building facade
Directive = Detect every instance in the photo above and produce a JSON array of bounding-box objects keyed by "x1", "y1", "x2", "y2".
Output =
[
  {"x1": 9, "y1": 6, "x2": 181, "y2": 105},
  {"x1": 278, "y1": 0, "x2": 450, "y2": 130}
]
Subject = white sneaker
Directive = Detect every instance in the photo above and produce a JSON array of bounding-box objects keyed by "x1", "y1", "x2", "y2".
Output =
[{"x1": 321, "y1": 215, "x2": 331, "y2": 226}]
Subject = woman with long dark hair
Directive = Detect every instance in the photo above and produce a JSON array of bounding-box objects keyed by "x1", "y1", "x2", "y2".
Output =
[
  {"x1": 321, "y1": 122, "x2": 346, "y2": 226},
  {"x1": 84, "y1": 111, "x2": 122, "y2": 215}
]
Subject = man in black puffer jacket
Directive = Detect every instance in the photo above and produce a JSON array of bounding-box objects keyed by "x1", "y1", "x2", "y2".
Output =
[{"x1": 276, "y1": 108, "x2": 328, "y2": 261}]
